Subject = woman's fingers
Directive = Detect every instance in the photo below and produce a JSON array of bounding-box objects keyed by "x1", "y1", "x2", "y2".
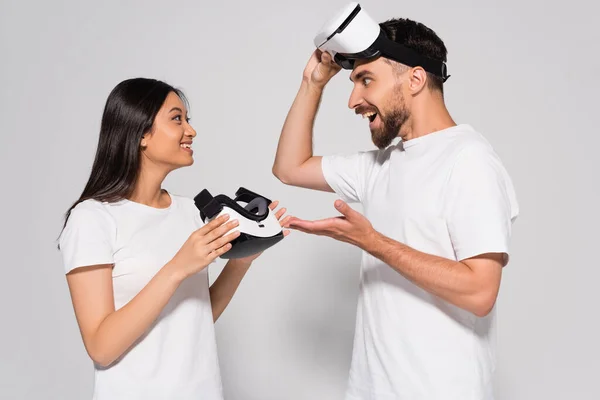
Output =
[
  {"x1": 208, "y1": 230, "x2": 240, "y2": 253},
  {"x1": 209, "y1": 242, "x2": 233, "y2": 261},
  {"x1": 201, "y1": 220, "x2": 239, "y2": 244},
  {"x1": 195, "y1": 214, "x2": 230, "y2": 237}
]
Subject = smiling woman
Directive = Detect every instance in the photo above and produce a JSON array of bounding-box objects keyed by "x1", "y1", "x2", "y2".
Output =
[
  {"x1": 140, "y1": 92, "x2": 197, "y2": 168},
  {"x1": 61, "y1": 79, "x2": 191, "y2": 212},
  {"x1": 57, "y1": 78, "x2": 290, "y2": 400}
]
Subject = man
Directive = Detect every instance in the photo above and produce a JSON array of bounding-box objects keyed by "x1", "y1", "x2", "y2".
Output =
[{"x1": 272, "y1": 17, "x2": 519, "y2": 400}]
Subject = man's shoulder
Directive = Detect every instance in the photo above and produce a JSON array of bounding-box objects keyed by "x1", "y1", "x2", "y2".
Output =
[
  {"x1": 444, "y1": 126, "x2": 514, "y2": 188},
  {"x1": 447, "y1": 125, "x2": 501, "y2": 163}
]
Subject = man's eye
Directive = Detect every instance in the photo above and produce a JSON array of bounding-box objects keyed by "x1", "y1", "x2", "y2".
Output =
[{"x1": 363, "y1": 78, "x2": 372, "y2": 86}]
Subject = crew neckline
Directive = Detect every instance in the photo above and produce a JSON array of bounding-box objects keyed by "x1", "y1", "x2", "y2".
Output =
[
  {"x1": 117, "y1": 190, "x2": 175, "y2": 213},
  {"x1": 401, "y1": 124, "x2": 474, "y2": 150}
]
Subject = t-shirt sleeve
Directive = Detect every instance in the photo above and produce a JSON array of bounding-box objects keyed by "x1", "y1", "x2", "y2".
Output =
[
  {"x1": 321, "y1": 150, "x2": 378, "y2": 204},
  {"x1": 59, "y1": 202, "x2": 116, "y2": 274},
  {"x1": 444, "y1": 146, "x2": 519, "y2": 264}
]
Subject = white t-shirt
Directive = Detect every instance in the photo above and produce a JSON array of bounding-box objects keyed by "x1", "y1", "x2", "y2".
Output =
[
  {"x1": 59, "y1": 192, "x2": 223, "y2": 400},
  {"x1": 321, "y1": 124, "x2": 519, "y2": 400}
]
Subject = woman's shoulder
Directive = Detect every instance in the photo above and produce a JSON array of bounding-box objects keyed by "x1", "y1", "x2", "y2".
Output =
[
  {"x1": 72, "y1": 198, "x2": 106, "y2": 211},
  {"x1": 59, "y1": 199, "x2": 117, "y2": 251},
  {"x1": 67, "y1": 199, "x2": 117, "y2": 228}
]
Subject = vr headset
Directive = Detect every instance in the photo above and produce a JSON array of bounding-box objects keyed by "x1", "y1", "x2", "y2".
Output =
[
  {"x1": 194, "y1": 187, "x2": 284, "y2": 259},
  {"x1": 313, "y1": 2, "x2": 450, "y2": 82}
]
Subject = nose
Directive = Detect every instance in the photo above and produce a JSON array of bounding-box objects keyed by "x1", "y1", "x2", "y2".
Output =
[
  {"x1": 348, "y1": 86, "x2": 363, "y2": 110},
  {"x1": 185, "y1": 121, "x2": 197, "y2": 138}
]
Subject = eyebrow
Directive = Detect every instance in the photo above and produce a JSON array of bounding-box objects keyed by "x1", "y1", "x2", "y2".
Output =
[
  {"x1": 169, "y1": 107, "x2": 186, "y2": 114},
  {"x1": 350, "y1": 70, "x2": 372, "y2": 82}
]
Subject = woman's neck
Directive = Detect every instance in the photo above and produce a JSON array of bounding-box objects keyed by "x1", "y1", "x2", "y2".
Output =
[{"x1": 128, "y1": 164, "x2": 171, "y2": 208}]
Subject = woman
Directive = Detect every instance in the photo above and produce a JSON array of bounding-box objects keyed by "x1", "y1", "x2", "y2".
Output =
[{"x1": 58, "y1": 77, "x2": 290, "y2": 399}]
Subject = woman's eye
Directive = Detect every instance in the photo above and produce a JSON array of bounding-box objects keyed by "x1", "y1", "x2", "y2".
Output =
[{"x1": 173, "y1": 114, "x2": 190, "y2": 123}]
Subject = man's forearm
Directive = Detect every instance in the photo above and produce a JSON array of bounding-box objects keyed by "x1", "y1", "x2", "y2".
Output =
[
  {"x1": 272, "y1": 80, "x2": 323, "y2": 179},
  {"x1": 362, "y1": 231, "x2": 495, "y2": 316},
  {"x1": 209, "y1": 259, "x2": 252, "y2": 322}
]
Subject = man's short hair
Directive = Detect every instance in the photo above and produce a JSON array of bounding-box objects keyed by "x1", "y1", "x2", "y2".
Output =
[{"x1": 380, "y1": 18, "x2": 448, "y2": 94}]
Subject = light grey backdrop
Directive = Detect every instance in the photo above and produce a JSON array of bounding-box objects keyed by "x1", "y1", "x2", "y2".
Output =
[{"x1": 1, "y1": 0, "x2": 598, "y2": 399}]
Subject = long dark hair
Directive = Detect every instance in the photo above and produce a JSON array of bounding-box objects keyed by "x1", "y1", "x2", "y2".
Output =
[{"x1": 59, "y1": 78, "x2": 188, "y2": 237}]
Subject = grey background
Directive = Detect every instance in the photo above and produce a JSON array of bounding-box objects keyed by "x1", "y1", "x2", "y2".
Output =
[{"x1": 1, "y1": 0, "x2": 598, "y2": 399}]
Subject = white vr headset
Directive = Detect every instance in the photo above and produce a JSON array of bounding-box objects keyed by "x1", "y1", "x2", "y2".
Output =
[
  {"x1": 194, "y1": 187, "x2": 284, "y2": 259},
  {"x1": 314, "y1": 2, "x2": 450, "y2": 82}
]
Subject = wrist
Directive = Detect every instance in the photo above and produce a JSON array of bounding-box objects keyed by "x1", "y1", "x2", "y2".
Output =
[
  {"x1": 227, "y1": 258, "x2": 253, "y2": 270},
  {"x1": 361, "y1": 228, "x2": 382, "y2": 255},
  {"x1": 301, "y1": 79, "x2": 325, "y2": 95},
  {"x1": 163, "y1": 260, "x2": 186, "y2": 286}
]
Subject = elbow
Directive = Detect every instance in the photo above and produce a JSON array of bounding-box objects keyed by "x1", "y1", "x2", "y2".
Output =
[
  {"x1": 472, "y1": 303, "x2": 494, "y2": 318},
  {"x1": 89, "y1": 351, "x2": 115, "y2": 368},
  {"x1": 272, "y1": 165, "x2": 291, "y2": 185},
  {"x1": 469, "y1": 291, "x2": 498, "y2": 318},
  {"x1": 86, "y1": 344, "x2": 117, "y2": 368},
  {"x1": 271, "y1": 164, "x2": 282, "y2": 180}
]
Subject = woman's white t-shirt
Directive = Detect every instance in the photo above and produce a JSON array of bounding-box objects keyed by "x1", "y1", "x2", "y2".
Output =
[{"x1": 59, "y1": 192, "x2": 223, "y2": 400}]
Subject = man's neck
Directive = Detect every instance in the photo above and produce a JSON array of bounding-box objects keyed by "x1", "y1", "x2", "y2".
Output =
[{"x1": 401, "y1": 97, "x2": 456, "y2": 141}]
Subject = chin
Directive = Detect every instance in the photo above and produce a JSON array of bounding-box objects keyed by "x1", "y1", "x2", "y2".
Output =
[
  {"x1": 170, "y1": 157, "x2": 194, "y2": 169},
  {"x1": 369, "y1": 130, "x2": 385, "y2": 148}
]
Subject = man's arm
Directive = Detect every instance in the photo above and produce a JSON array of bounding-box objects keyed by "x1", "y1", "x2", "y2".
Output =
[
  {"x1": 364, "y1": 231, "x2": 503, "y2": 317},
  {"x1": 288, "y1": 200, "x2": 504, "y2": 318},
  {"x1": 272, "y1": 50, "x2": 341, "y2": 191}
]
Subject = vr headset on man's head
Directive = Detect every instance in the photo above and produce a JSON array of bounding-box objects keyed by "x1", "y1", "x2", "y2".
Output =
[{"x1": 313, "y1": 2, "x2": 450, "y2": 82}]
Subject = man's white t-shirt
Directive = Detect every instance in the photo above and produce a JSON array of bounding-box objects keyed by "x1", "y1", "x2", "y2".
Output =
[
  {"x1": 59, "y1": 192, "x2": 223, "y2": 400},
  {"x1": 321, "y1": 124, "x2": 519, "y2": 400}
]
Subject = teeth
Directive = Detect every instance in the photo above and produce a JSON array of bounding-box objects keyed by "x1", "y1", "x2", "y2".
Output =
[
  {"x1": 180, "y1": 143, "x2": 191, "y2": 149},
  {"x1": 361, "y1": 112, "x2": 376, "y2": 118}
]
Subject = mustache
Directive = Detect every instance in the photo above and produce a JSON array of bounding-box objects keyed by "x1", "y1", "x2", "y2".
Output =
[{"x1": 355, "y1": 106, "x2": 380, "y2": 115}]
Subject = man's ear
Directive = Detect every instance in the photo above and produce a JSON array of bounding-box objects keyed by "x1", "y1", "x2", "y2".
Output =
[{"x1": 408, "y1": 67, "x2": 427, "y2": 94}]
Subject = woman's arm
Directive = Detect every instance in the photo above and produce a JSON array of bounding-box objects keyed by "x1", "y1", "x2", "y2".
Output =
[
  {"x1": 66, "y1": 215, "x2": 239, "y2": 367},
  {"x1": 66, "y1": 261, "x2": 184, "y2": 367},
  {"x1": 209, "y1": 201, "x2": 292, "y2": 321},
  {"x1": 209, "y1": 259, "x2": 251, "y2": 322}
]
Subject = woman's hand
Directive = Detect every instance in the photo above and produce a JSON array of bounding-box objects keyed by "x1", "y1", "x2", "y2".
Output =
[
  {"x1": 168, "y1": 214, "x2": 240, "y2": 280},
  {"x1": 233, "y1": 200, "x2": 292, "y2": 265}
]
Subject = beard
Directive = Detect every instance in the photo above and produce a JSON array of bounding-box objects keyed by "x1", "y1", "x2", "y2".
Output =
[
  {"x1": 371, "y1": 107, "x2": 409, "y2": 149},
  {"x1": 369, "y1": 85, "x2": 410, "y2": 149}
]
